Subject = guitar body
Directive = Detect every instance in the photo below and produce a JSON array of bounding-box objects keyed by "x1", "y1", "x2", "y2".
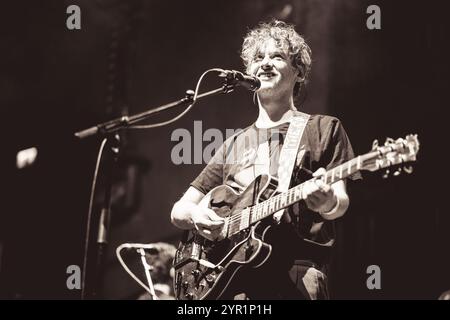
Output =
[{"x1": 173, "y1": 174, "x2": 279, "y2": 300}]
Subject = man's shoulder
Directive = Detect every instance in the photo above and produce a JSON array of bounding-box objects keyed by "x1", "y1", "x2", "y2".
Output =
[
  {"x1": 308, "y1": 113, "x2": 341, "y2": 124},
  {"x1": 306, "y1": 114, "x2": 343, "y2": 133}
]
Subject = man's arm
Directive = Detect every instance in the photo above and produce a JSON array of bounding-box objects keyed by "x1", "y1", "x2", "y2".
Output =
[
  {"x1": 171, "y1": 187, "x2": 225, "y2": 240},
  {"x1": 171, "y1": 187, "x2": 205, "y2": 230}
]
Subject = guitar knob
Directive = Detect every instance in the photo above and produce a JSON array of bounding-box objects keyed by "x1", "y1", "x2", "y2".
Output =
[
  {"x1": 182, "y1": 281, "x2": 189, "y2": 289},
  {"x1": 214, "y1": 266, "x2": 224, "y2": 273},
  {"x1": 206, "y1": 274, "x2": 216, "y2": 284},
  {"x1": 191, "y1": 269, "x2": 200, "y2": 277},
  {"x1": 185, "y1": 292, "x2": 194, "y2": 300}
]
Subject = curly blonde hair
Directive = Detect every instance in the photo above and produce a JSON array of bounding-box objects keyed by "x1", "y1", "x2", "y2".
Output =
[{"x1": 241, "y1": 20, "x2": 312, "y2": 97}]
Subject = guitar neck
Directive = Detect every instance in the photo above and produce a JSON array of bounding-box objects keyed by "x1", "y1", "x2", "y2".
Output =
[
  {"x1": 225, "y1": 134, "x2": 420, "y2": 237},
  {"x1": 247, "y1": 153, "x2": 372, "y2": 225}
]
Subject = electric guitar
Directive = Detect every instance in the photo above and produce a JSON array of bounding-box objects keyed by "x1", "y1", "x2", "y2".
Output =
[{"x1": 173, "y1": 135, "x2": 420, "y2": 300}]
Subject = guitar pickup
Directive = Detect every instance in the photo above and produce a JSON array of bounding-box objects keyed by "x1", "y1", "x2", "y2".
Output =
[{"x1": 219, "y1": 218, "x2": 229, "y2": 239}]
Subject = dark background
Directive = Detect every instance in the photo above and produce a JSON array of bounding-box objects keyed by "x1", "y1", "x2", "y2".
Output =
[{"x1": 0, "y1": 0, "x2": 448, "y2": 299}]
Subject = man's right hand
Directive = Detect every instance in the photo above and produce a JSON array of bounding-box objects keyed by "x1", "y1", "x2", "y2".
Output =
[
  {"x1": 191, "y1": 206, "x2": 225, "y2": 241},
  {"x1": 171, "y1": 187, "x2": 226, "y2": 241}
]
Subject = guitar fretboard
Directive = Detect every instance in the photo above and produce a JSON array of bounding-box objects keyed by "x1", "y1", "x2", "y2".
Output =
[{"x1": 227, "y1": 152, "x2": 374, "y2": 237}]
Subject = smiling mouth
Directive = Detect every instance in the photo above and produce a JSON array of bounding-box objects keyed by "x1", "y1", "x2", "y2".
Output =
[{"x1": 258, "y1": 72, "x2": 276, "y2": 79}]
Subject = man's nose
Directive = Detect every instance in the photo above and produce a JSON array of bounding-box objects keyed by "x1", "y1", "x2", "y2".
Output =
[{"x1": 261, "y1": 56, "x2": 273, "y2": 69}]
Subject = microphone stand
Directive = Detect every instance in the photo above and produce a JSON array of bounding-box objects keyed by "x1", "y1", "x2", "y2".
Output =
[
  {"x1": 92, "y1": 132, "x2": 120, "y2": 299},
  {"x1": 138, "y1": 248, "x2": 158, "y2": 300},
  {"x1": 76, "y1": 82, "x2": 235, "y2": 299}
]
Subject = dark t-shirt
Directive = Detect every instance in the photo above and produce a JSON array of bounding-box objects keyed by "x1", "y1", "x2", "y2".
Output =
[{"x1": 191, "y1": 113, "x2": 361, "y2": 265}]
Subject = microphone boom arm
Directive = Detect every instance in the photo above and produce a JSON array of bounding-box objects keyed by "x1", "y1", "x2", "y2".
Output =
[{"x1": 75, "y1": 81, "x2": 235, "y2": 139}]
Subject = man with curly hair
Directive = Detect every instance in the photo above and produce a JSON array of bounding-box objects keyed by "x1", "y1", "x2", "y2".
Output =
[{"x1": 171, "y1": 20, "x2": 360, "y2": 299}]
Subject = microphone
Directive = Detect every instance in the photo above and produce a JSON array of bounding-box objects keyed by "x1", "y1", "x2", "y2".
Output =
[{"x1": 219, "y1": 69, "x2": 261, "y2": 91}]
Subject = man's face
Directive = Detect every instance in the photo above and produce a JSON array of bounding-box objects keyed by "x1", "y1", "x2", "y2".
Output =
[{"x1": 248, "y1": 38, "x2": 299, "y2": 99}]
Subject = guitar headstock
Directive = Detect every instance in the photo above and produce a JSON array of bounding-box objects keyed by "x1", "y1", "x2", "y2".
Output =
[{"x1": 362, "y1": 134, "x2": 420, "y2": 175}]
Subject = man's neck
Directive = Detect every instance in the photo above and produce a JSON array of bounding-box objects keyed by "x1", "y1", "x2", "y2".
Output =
[{"x1": 255, "y1": 95, "x2": 297, "y2": 128}]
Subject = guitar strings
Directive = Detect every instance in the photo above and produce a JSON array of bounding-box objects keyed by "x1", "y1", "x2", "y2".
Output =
[
  {"x1": 226, "y1": 184, "x2": 303, "y2": 231},
  {"x1": 227, "y1": 186, "x2": 297, "y2": 224}
]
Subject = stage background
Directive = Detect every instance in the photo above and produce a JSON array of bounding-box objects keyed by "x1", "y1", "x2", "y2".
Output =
[{"x1": 0, "y1": 0, "x2": 448, "y2": 299}]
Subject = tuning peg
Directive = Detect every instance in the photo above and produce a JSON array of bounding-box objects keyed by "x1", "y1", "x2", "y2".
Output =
[
  {"x1": 384, "y1": 137, "x2": 394, "y2": 146},
  {"x1": 382, "y1": 169, "x2": 390, "y2": 179},
  {"x1": 403, "y1": 165, "x2": 413, "y2": 174},
  {"x1": 372, "y1": 139, "x2": 379, "y2": 150},
  {"x1": 393, "y1": 168, "x2": 402, "y2": 176}
]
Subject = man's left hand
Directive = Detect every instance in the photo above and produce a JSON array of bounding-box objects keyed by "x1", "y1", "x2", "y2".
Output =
[{"x1": 302, "y1": 168, "x2": 337, "y2": 213}]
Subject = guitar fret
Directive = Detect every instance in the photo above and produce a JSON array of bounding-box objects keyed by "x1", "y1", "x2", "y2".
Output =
[
  {"x1": 239, "y1": 209, "x2": 249, "y2": 230},
  {"x1": 248, "y1": 207, "x2": 253, "y2": 226},
  {"x1": 262, "y1": 205, "x2": 268, "y2": 217},
  {"x1": 229, "y1": 220, "x2": 237, "y2": 236},
  {"x1": 259, "y1": 205, "x2": 264, "y2": 220},
  {"x1": 295, "y1": 185, "x2": 301, "y2": 200}
]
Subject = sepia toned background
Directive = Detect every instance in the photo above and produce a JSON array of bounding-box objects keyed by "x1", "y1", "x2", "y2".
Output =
[{"x1": 0, "y1": 0, "x2": 448, "y2": 299}]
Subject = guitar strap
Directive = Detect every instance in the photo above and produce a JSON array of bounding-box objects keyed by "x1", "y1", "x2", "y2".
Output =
[{"x1": 273, "y1": 112, "x2": 310, "y2": 222}]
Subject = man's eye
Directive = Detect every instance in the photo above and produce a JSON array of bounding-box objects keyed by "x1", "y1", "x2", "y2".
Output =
[
  {"x1": 254, "y1": 56, "x2": 263, "y2": 61},
  {"x1": 273, "y1": 54, "x2": 283, "y2": 60}
]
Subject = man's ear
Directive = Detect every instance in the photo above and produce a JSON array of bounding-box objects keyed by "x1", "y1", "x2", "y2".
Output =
[{"x1": 297, "y1": 67, "x2": 305, "y2": 83}]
